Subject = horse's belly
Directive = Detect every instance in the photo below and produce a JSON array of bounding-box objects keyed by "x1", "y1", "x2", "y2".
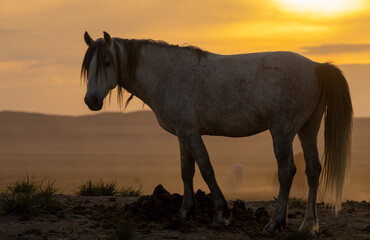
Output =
[{"x1": 199, "y1": 113, "x2": 268, "y2": 137}]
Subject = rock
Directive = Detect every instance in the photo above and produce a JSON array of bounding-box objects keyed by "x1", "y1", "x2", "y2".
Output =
[
  {"x1": 153, "y1": 184, "x2": 170, "y2": 195},
  {"x1": 124, "y1": 185, "x2": 180, "y2": 221},
  {"x1": 171, "y1": 193, "x2": 183, "y2": 209},
  {"x1": 231, "y1": 200, "x2": 247, "y2": 220},
  {"x1": 122, "y1": 185, "x2": 272, "y2": 238},
  {"x1": 255, "y1": 207, "x2": 270, "y2": 224}
]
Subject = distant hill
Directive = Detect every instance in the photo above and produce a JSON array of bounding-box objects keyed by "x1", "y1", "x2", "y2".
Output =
[
  {"x1": 0, "y1": 110, "x2": 369, "y2": 200},
  {"x1": 0, "y1": 111, "x2": 168, "y2": 154},
  {"x1": 0, "y1": 110, "x2": 369, "y2": 154}
]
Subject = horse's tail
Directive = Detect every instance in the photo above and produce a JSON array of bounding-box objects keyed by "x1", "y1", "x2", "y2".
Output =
[{"x1": 316, "y1": 63, "x2": 353, "y2": 214}]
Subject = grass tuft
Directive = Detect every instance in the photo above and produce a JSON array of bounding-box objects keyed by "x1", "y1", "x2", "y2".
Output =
[
  {"x1": 36, "y1": 180, "x2": 59, "y2": 210},
  {"x1": 77, "y1": 180, "x2": 141, "y2": 197},
  {"x1": 0, "y1": 174, "x2": 59, "y2": 216},
  {"x1": 77, "y1": 180, "x2": 118, "y2": 196},
  {"x1": 0, "y1": 193, "x2": 37, "y2": 215},
  {"x1": 7, "y1": 173, "x2": 38, "y2": 194},
  {"x1": 118, "y1": 186, "x2": 142, "y2": 197},
  {"x1": 107, "y1": 217, "x2": 136, "y2": 240}
]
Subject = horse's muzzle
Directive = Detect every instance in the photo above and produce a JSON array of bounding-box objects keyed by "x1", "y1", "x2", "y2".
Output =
[{"x1": 84, "y1": 95, "x2": 103, "y2": 111}]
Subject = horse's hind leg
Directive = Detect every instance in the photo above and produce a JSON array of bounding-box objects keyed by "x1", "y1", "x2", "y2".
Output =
[
  {"x1": 178, "y1": 130, "x2": 230, "y2": 226},
  {"x1": 178, "y1": 138, "x2": 196, "y2": 219},
  {"x1": 263, "y1": 133, "x2": 296, "y2": 237},
  {"x1": 297, "y1": 107, "x2": 323, "y2": 233}
]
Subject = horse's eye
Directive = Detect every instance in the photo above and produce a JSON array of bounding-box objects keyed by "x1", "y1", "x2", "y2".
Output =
[{"x1": 105, "y1": 61, "x2": 110, "y2": 67}]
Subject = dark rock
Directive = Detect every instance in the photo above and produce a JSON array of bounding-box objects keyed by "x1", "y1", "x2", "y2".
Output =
[
  {"x1": 153, "y1": 184, "x2": 170, "y2": 195},
  {"x1": 231, "y1": 200, "x2": 248, "y2": 220},
  {"x1": 195, "y1": 190, "x2": 213, "y2": 207},
  {"x1": 255, "y1": 207, "x2": 270, "y2": 224},
  {"x1": 122, "y1": 185, "x2": 273, "y2": 238},
  {"x1": 171, "y1": 193, "x2": 183, "y2": 209},
  {"x1": 124, "y1": 185, "x2": 180, "y2": 221}
]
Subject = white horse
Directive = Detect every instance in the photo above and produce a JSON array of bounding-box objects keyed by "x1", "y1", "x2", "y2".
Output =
[{"x1": 81, "y1": 32, "x2": 352, "y2": 237}]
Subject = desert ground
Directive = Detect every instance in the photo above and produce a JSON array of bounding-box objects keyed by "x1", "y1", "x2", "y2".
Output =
[{"x1": 0, "y1": 185, "x2": 369, "y2": 240}]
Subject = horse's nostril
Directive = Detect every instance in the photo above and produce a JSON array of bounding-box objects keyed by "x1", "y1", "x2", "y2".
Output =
[
  {"x1": 85, "y1": 95, "x2": 102, "y2": 111},
  {"x1": 84, "y1": 96, "x2": 89, "y2": 105},
  {"x1": 85, "y1": 95, "x2": 98, "y2": 106}
]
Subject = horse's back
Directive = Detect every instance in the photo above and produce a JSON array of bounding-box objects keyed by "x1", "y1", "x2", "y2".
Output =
[{"x1": 190, "y1": 51, "x2": 320, "y2": 136}]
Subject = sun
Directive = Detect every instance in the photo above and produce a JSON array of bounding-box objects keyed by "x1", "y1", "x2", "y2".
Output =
[{"x1": 277, "y1": 0, "x2": 364, "y2": 15}]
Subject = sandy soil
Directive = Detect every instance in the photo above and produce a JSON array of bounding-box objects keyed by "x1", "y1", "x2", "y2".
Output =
[{"x1": 0, "y1": 186, "x2": 369, "y2": 240}]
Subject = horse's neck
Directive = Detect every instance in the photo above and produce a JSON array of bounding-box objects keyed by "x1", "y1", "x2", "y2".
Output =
[{"x1": 121, "y1": 43, "x2": 199, "y2": 108}]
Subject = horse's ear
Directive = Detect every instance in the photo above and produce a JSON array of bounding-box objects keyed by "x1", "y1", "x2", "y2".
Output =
[
  {"x1": 84, "y1": 31, "x2": 94, "y2": 46},
  {"x1": 103, "y1": 31, "x2": 112, "y2": 46}
]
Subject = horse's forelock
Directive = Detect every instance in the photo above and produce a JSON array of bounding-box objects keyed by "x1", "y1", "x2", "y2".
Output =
[{"x1": 80, "y1": 39, "x2": 114, "y2": 83}]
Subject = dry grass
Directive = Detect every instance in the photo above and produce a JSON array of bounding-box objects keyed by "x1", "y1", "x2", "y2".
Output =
[
  {"x1": 77, "y1": 180, "x2": 142, "y2": 197},
  {"x1": 0, "y1": 174, "x2": 59, "y2": 216}
]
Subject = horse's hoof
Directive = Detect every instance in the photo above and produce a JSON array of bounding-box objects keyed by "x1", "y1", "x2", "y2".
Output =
[
  {"x1": 178, "y1": 206, "x2": 196, "y2": 221},
  {"x1": 261, "y1": 221, "x2": 278, "y2": 238},
  {"x1": 298, "y1": 220, "x2": 319, "y2": 234},
  {"x1": 178, "y1": 210, "x2": 188, "y2": 220},
  {"x1": 213, "y1": 211, "x2": 230, "y2": 227}
]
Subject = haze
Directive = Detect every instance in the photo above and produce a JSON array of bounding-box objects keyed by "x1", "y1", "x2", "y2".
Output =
[{"x1": 0, "y1": 111, "x2": 369, "y2": 201}]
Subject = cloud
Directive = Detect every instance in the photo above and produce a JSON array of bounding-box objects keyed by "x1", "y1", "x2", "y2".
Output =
[
  {"x1": 0, "y1": 28, "x2": 26, "y2": 36},
  {"x1": 0, "y1": 60, "x2": 38, "y2": 72},
  {"x1": 301, "y1": 44, "x2": 370, "y2": 55}
]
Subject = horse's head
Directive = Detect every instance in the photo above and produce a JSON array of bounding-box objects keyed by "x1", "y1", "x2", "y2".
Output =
[{"x1": 81, "y1": 31, "x2": 118, "y2": 111}]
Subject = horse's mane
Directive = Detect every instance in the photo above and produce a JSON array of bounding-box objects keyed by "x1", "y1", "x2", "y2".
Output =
[{"x1": 81, "y1": 38, "x2": 207, "y2": 108}]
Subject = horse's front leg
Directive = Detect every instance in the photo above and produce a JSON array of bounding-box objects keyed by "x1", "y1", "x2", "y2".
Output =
[
  {"x1": 262, "y1": 134, "x2": 296, "y2": 237},
  {"x1": 178, "y1": 131, "x2": 230, "y2": 226},
  {"x1": 178, "y1": 138, "x2": 196, "y2": 220}
]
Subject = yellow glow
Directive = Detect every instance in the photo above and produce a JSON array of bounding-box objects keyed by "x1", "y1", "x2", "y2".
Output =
[{"x1": 276, "y1": 0, "x2": 364, "y2": 15}]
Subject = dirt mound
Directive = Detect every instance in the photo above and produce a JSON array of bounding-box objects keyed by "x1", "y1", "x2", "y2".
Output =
[
  {"x1": 123, "y1": 184, "x2": 183, "y2": 221},
  {"x1": 123, "y1": 185, "x2": 270, "y2": 237}
]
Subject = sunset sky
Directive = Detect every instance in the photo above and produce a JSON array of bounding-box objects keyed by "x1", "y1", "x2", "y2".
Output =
[{"x1": 1, "y1": 0, "x2": 370, "y2": 116}]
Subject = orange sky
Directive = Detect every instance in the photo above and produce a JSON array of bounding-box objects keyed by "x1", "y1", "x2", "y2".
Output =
[{"x1": 1, "y1": 0, "x2": 370, "y2": 116}]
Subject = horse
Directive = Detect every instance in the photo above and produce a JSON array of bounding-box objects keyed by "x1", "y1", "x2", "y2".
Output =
[{"x1": 81, "y1": 31, "x2": 352, "y2": 237}]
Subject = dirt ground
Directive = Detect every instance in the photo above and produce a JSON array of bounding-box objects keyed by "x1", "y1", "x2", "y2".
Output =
[{"x1": 0, "y1": 186, "x2": 369, "y2": 240}]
